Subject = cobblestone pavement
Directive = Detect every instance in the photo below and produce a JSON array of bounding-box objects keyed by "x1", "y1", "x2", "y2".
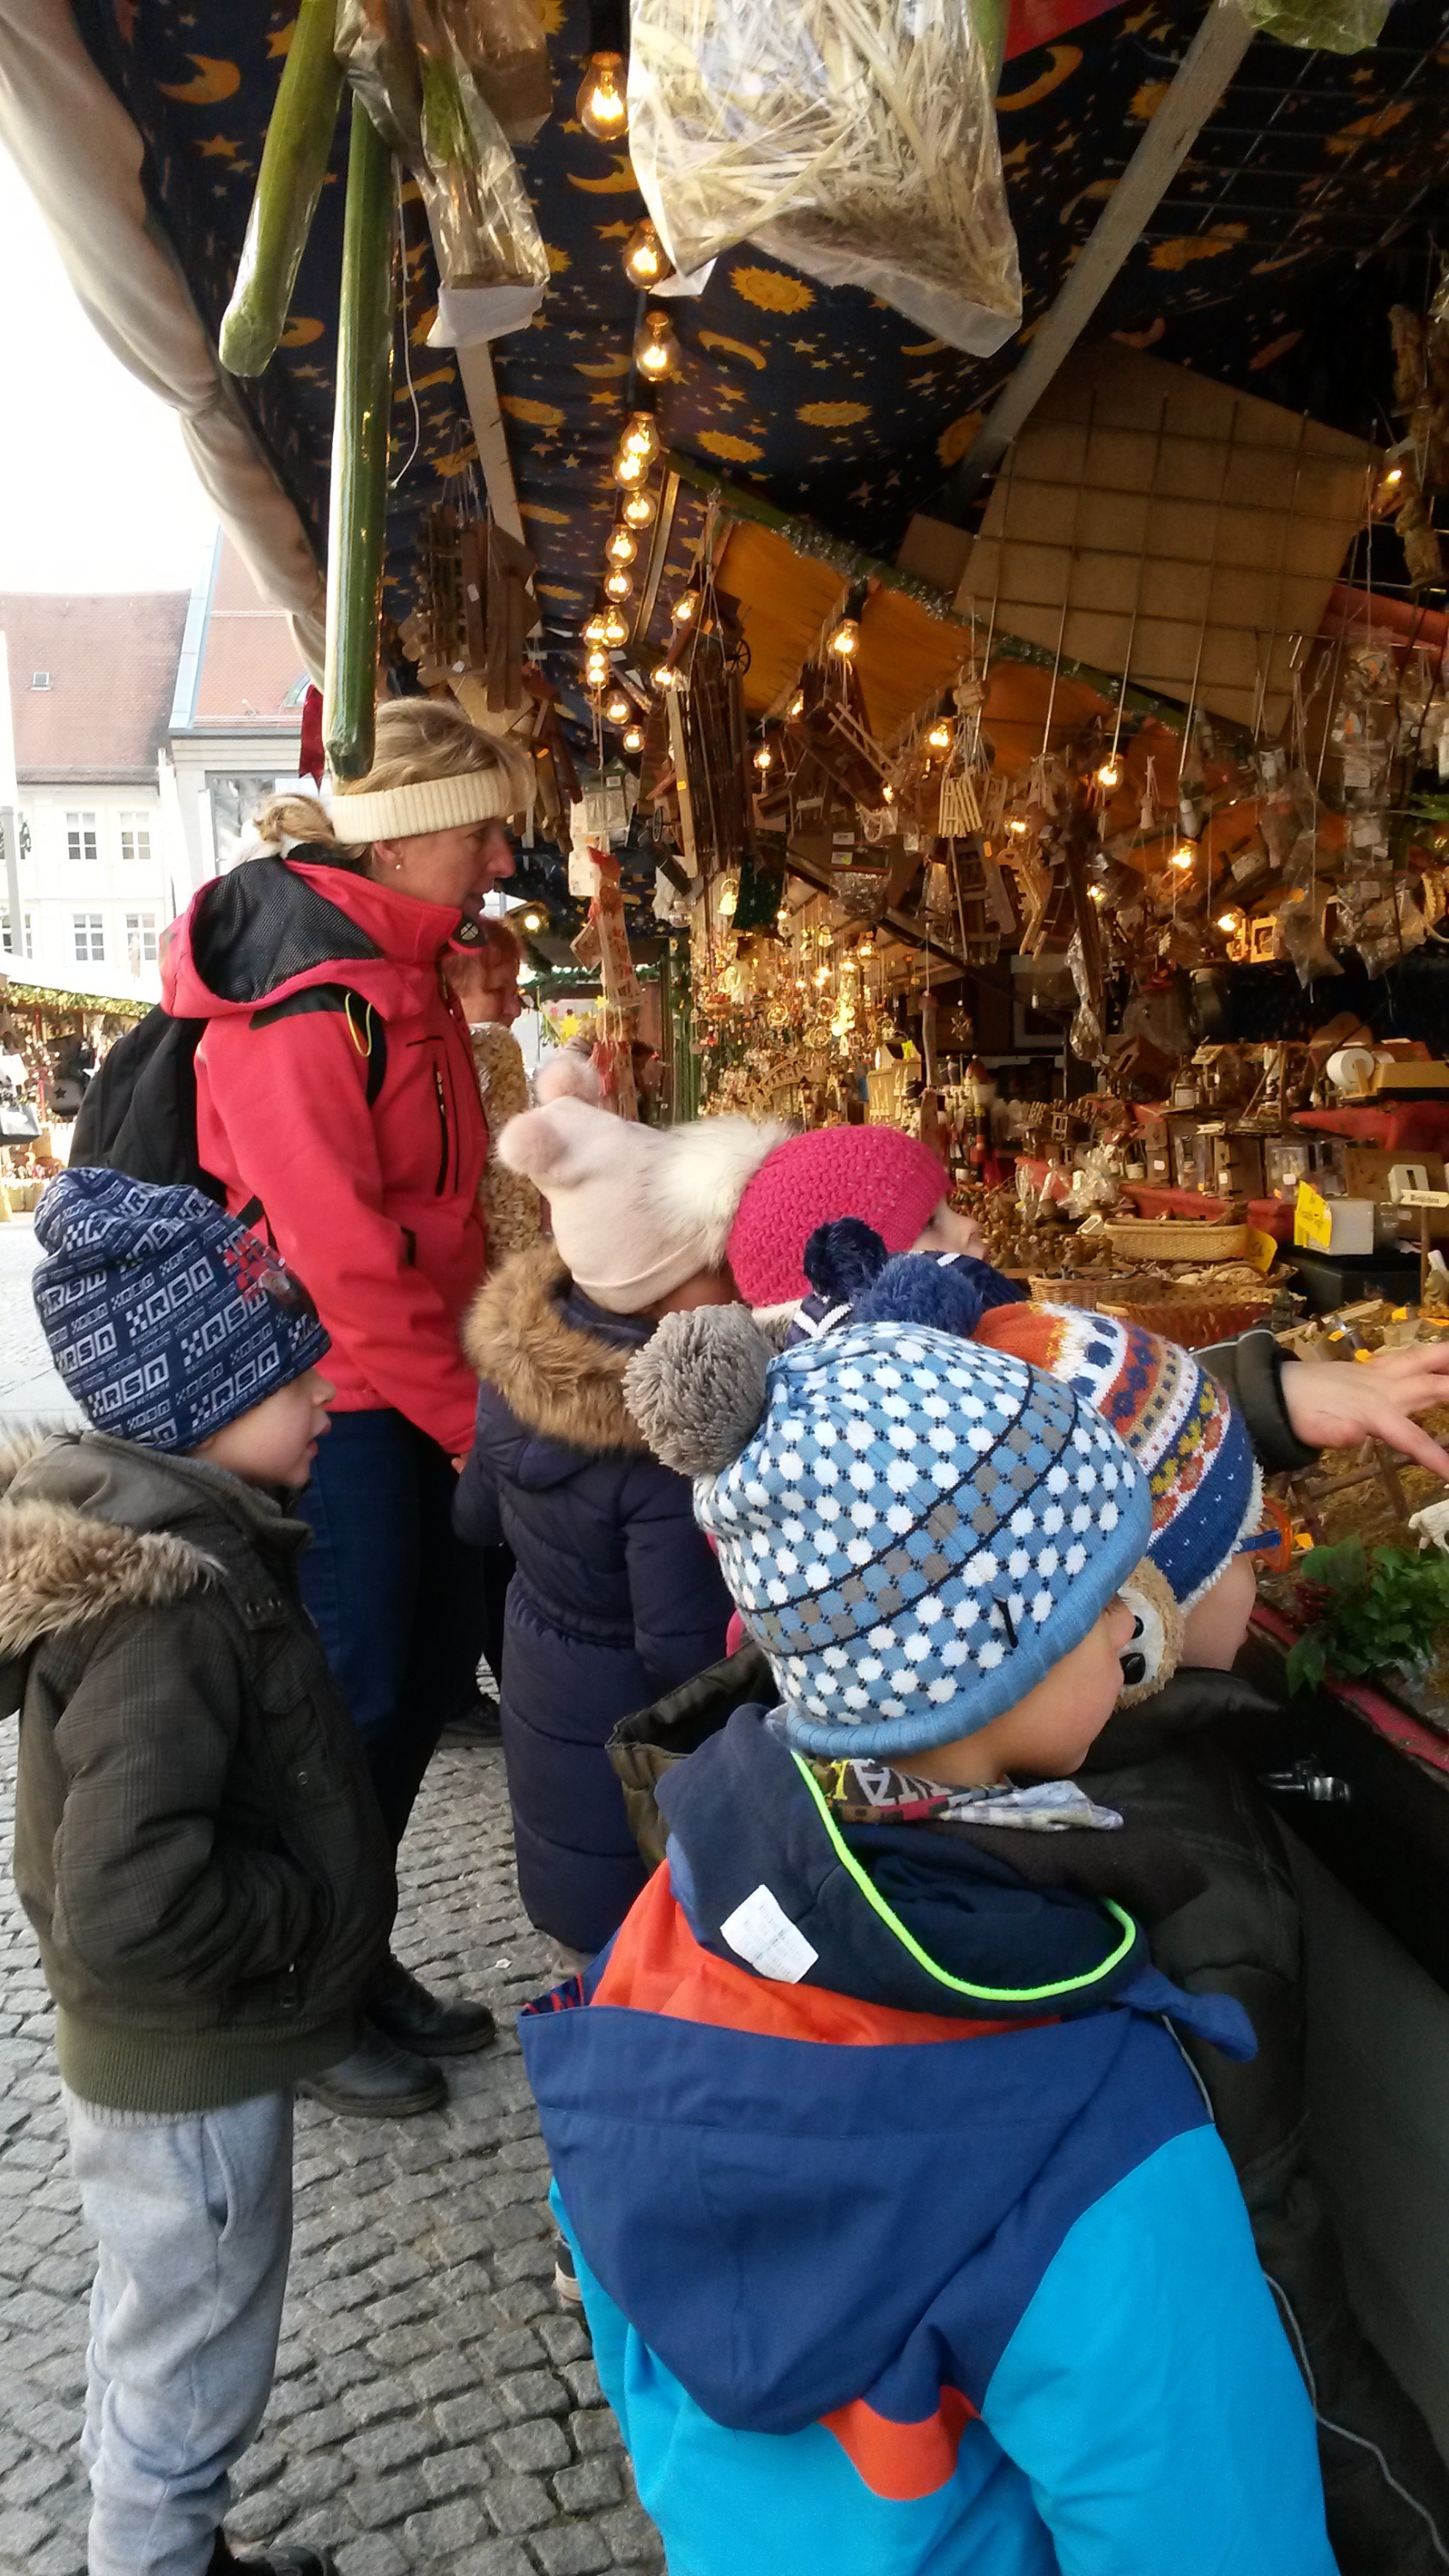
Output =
[
  {"x1": 0, "y1": 1215, "x2": 77, "y2": 1422},
  {"x1": 0, "y1": 1726, "x2": 664, "y2": 2576}
]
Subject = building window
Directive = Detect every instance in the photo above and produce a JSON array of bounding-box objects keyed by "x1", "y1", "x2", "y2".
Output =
[
  {"x1": 65, "y1": 811, "x2": 99, "y2": 864},
  {"x1": 73, "y1": 914, "x2": 105, "y2": 963},
  {"x1": 119, "y1": 811, "x2": 153, "y2": 864},
  {"x1": 30, "y1": 671, "x2": 50, "y2": 690},
  {"x1": 2, "y1": 913, "x2": 30, "y2": 958},
  {"x1": 124, "y1": 912, "x2": 158, "y2": 969}
]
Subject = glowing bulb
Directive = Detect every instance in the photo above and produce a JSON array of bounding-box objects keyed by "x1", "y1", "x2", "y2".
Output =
[
  {"x1": 1216, "y1": 911, "x2": 1240, "y2": 933},
  {"x1": 926, "y1": 720, "x2": 951, "y2": 752},
  {"x1": 605, "y1": 522, "x2": 637, "y2": 567},
  {"x1": 518, "y1": 906, "x2": 546, "y2": 934},
  {"x1": 1007, "y1": 817, "x2": 1028, "y2": 836},
  {"x1": 815, "y1": 966, "x2": 832, "y2": 987},
  {"x1": 622, "y1": 216, "x2": 672, "y2": 289},
  {"x1": 753, "y1": 744, "x2": 773, "y2": 772},
  {"x1": 604, "y1": 690, "x2": 631, "y2": 724},
  {"x1": 652, "y1": 662, "x2": 678, "y2": 690},
  {"x1": 671, "y1": 592, "x2": 698, "y2": 626},
  {"x1": 622, "y1": 489, "x2": 657, "y2": 529},
  {"x1": 1088, "y1": 884, "x2": 1106, "y2": 904},
  {"x1": 1171, "y1": 842, "x2": 1197, "y2": 870},
  {"x1": 621, "y1": 410, "x2": 659, "y2": 462},
  {"x1": 788, "y1": 692, "x2": 804, "y2": 720},
  {"x1": 828, "y1": 616, "x2": 859, "y2": 657},
  {"x1": 576, "y1": 51, "x2": 627, "y2": 142},
  {"x1": 1096, "y1": 759, "x2": 1122, "y2": 789},
  {"x1": 584, "y1": 650, "x2": 609, "y2": 683},
  {"x1": 1385, "y1": 466, "x2": 1403, "y2": 488},
  {"x1": 621, "y1": 722, "x2": 645, "y2": 753},
  {"x1": 615, "y1": 445, "x2": 648, "y2": 489},
  {"x1": 603, "y1": 566, "x2": 633, "y2": 604},
  {"x1": 582, "y1": 607, "x2": 609, "y2": 645},
  {"x1": 597, "y1": 605, "x2": 626, "y2": 648},
  {"x1": 634, "y1": 309, "x2": 682, "y2": 382},
  {"x1": 882, "y1": 783, "x2": 894, "y2": 803}
]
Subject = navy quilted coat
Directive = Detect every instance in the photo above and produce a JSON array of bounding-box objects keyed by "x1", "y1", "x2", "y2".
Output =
[{"x1": 455, "y1": 1248, "x2": 731, "y2": 1957}]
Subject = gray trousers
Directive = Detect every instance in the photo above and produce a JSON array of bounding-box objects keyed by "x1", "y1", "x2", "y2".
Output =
[{"x1": 65, "y1": 2087, "x2": 293, "y2": 2576}]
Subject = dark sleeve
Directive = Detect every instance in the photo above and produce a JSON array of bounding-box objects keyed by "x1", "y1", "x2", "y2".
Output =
[
  {"x1": 1198, "y1": 1327, "x2": 1317, "y2": 1473},
  {"x1": 452, "y1": 1400, "x2": 505, "y2": 1548},
  {"x1": 622, "y1": 1464, "x2": 733, "y2": 1698},
  {"x1": 52, "y1": 1602, "x2": 320, "y2": 1996}
]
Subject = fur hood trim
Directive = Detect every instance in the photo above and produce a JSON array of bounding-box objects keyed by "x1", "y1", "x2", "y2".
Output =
[
  {"x1": 0, "y1": 1431, "x2": 209, "y2": 1659},
  {"x1": 464, "y1": 1246, "x2": 652, "y2": 1455}
]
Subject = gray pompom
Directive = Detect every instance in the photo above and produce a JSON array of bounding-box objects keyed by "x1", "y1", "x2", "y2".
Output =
[{"x1": 624, "y1": 1306, "x2": 772, "y2": 1477}]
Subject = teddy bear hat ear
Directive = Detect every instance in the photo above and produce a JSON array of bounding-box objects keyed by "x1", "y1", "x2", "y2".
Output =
[{"x1": 624, "y1": 1305, "x2": 773, "y2": 1478}]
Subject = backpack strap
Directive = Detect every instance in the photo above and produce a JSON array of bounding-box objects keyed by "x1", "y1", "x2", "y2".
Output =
[{"x1": 249, "y1": 983, "x2": 388, "y2": 1109}]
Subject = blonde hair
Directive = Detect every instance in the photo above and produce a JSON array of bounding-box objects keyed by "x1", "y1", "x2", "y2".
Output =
[{"x1": 255, "y1": 701, "x2": 536, "y2": 864}]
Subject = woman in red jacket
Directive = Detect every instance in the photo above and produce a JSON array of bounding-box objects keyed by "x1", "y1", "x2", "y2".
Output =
[{"x1": 163, "y1": 699, "x2": 531, "y2": 2114}]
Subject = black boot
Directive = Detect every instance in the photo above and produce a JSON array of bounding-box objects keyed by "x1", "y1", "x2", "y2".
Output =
[
  {"x1": 209, "y1": 2538, "x2": 338, "y2": 2576},
  {"x1": 369, "y1": 1953, "x2": 497, "y2": 2057},
  {"x1": 297, "y1": 2023, "x2": 446, "y2": 2117},
  {"x1": 439, "y1": 1686, "x2": 502, "y2": 1747}
]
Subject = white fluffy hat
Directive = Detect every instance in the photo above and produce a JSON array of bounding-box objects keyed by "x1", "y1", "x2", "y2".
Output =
[{"x1": 497, "y1": 1099, "x2": 785, "y2": 1312}]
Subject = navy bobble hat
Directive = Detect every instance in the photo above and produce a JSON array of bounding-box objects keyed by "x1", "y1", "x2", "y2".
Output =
[
  {"x1": 33, "y1": 1169, "x2": 330, "y2": 1453},
  {"x1": 693, "y1": 1320, "x2": 1151, "y2": 1760}
]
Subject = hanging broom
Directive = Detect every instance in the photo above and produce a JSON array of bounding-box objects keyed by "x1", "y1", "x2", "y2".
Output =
[{"x1": 323, "y1": 98, "x2": 396, "y2": 781}]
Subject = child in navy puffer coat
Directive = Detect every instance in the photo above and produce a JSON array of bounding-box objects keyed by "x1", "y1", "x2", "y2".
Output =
[{"x1": 454, "y1": 1077, "x2": 781, "y2": 1959}]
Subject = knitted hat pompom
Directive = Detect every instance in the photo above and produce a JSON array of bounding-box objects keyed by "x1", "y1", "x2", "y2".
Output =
[
  {"x1": 802, "y1": 1216, "x2": 888, "y2": 1304},
  {"x1": 856, "y1": 1251, "x2": 991, "y2": 1337},
  {"x1": 624, "y1": 1304, "x2": 773, "y2": 1477}
]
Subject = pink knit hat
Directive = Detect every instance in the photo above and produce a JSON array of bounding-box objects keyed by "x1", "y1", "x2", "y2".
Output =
[
  {"x1": 726, "y1": 1127, "x2": 949, "y2": 1308},
  {"x1": 498, "y1": 1099, "x2": 785, "y2": 1313}
]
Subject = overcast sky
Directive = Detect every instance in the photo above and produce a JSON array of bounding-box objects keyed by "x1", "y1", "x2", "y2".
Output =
[{"x1": 0, "y1": 143, "x2": 217, "y2": 592}]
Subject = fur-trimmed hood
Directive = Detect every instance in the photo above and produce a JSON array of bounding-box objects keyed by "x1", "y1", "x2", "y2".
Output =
[
  {"x1": 0, "y1": 1432, "x2": 300, "y2": 1678},
  {"x1": 464, "y1": 1245, "x2": 652, "y2": 1459}
]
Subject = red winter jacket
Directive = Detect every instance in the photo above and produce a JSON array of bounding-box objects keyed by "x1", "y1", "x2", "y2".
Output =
[{"x1": 164, "y1": 854, "x2": 488, "y2": 1457}]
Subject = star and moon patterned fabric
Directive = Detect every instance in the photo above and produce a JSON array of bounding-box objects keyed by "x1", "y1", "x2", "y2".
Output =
[{"x1": 70, "y1": 0, "x2": 1449, "y2": 731}]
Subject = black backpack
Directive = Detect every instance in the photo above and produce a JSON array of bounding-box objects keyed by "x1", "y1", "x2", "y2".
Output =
[{"x1": 70, "y1": 988, "x2": 387, "y2": 1206}]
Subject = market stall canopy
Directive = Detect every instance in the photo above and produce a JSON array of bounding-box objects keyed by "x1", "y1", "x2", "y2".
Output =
[{"x1": 2, "y1": 0, "x2": 1446, "y2": 729}]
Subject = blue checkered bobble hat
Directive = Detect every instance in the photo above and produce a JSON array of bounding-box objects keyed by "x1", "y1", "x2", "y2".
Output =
[
  {"x1": 634, "y1": 1315, "x2": 1152, "y2": 1760},
  {"x1": 33, "y1": 1168, "x2": 330, "y2": 1453}
]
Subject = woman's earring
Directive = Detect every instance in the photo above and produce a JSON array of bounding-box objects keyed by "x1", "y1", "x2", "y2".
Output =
[{"x1": 394, "y1": 857, "x2": 404, "y2": 872}]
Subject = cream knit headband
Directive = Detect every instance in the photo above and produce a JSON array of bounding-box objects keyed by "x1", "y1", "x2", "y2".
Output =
[{"x1": 331, "y1": 766, "x2": 530, "y2": 843}]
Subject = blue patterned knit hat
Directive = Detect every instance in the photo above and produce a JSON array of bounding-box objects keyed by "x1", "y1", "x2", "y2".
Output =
[
  {"x1": 682, "y1": 1320, "x2": 1151, "y2": 1759},
  {"x1": 33, "y1": 1169, "x2": 330, "y2": 1453}
]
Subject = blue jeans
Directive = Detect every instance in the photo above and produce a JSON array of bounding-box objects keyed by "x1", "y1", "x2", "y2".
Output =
[
  {"x1": 67, "y1": 2087, "x2": 292, "y2": 2576},
  {"x1": 296, "y1": 1407, "x2": 488, "y2": 1846}
]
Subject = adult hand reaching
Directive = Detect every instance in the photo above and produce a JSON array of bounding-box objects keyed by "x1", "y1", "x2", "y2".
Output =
[{"x1": 1282, "y1": 1343, "x2": 1449, "y2": 1480}]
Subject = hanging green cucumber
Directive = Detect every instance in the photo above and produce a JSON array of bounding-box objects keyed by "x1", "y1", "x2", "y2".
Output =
[
  {"x1": 219, "y1": 0, "x2": 345, "y2": 377},
  {"x1": 324, "y1": 98, "x2": 396, "y2": 782}
]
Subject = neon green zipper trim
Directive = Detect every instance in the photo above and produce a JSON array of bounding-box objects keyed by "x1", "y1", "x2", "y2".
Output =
[{"x1": 791, "y1": 1753, "x2": 1138, "y2": 2006}]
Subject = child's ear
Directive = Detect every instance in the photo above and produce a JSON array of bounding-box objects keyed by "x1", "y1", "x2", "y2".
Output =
[
  {"x1": 625, "y1": 1306, "x2": 773, "y2": 1476},
  {"x1": 1115, "y1": 1559, "x2": 1185, "y2": 1708}
]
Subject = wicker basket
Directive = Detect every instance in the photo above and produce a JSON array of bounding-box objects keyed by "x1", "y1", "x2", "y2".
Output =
[
  {"x1": 1028, "y1": 1274, "x2": 1140, "y2": 1310},
  {"x1": 1099, "y1": 1295, "x2": 1275, "y2": 1347},
  {"x1": 1105, "y1": 1219, "x2": 1250, "y2": 1263}
]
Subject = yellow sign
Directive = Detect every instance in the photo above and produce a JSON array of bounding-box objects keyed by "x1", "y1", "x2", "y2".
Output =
[
  {"x1": 1294, "y1": 1182, "x2": 1333, "y2": 1253},
  {"x1": 1244, "y1": 1227, "x2": 1278, "y2": 1275}
]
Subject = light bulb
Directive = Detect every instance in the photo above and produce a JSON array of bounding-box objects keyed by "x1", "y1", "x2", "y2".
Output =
[
  {"x1": 621, "y1": 410, "x2": 659, "y2": 461},
  {"x1": 1088, "y1": 884, "x2": 1106, "y2": 904},
  {"x1": 600, "y1": 604, "x2": 629, "y2": 647},
  {"x1": 519, "y1": 906, "x2": 546, "y2": 934},
  {"x1": 582, "y1": 607, "x2": 609, "y2": 645},
  {"x1": 615, "y1": 445, "x2": 648, "y2": 489},
  {"x1": 585, "y1": 651, "x2": 609, "y2": 684},
  {"x1": 634, "y1": 310, "x2": 682, "y2": 382},
  {"x1": 652, "y1": 662, "x2": 678, "y2": 690},
  {"x1": 671, "y1": 592, "x2": 697, "y2": 626},
  {"x1": 882, "y1": 783, "x2": 894, "y2": 803},
  {"x1": 1096, "y1": 758, "x2": 1122, "y2": 789},
  {"x1": 623, "y1": 216, "x2": 672, "y2": 289},
  {"x1": 926, "y1": 720, "x2": 951, "y2": 752},
  {"x1": 1216, "y1": 911, "x2": 1239, "y2": 933},
  {"x1": 815, "y1": 966, "x2": 831, "y2": 987},
  {"x1": 1007, "y1": 817, "x2": 1028, "y2": 836},
  {"x1": 604, "y1": 524, "x2": 637, "y2": 568},
  {"x1": 604, "y1": 690, "x2": 631, "y2": 724},
  {"x1": 603, "y1": 567, "x2": 633, "y2": 605},
  {"x1": 622, "y1": 722, "x2": 645, "y2": 753},
  {"x1": 1385, "y1": 466, "x2": 1403, "y2": 488},
  {"x1": 1171, "y1": 842, "x2": 1197, "y2": 870},
  {"x1": 788, "y1": 692, "x2": 804, "y2": 720},
  {"x1": 753, "y1": 744, "x2": 773, "y2": 772},
  {"x1": 622, "y1": 489, "x2": 656, "y2": 528},
  {"x1": 576, "y1": 51, "x2": 627, "y2": 142},
  {"x1": 828, "y1": 617, "x2": 859, "y2": 657}
]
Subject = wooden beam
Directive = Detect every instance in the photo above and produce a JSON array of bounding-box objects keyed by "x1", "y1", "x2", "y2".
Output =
[
  {"x1": 452, "y1": 341, "x2": 524, "y2": 545},
  {"x1": 934, "y1": 0, "x2": 1256, "y2": 518}
]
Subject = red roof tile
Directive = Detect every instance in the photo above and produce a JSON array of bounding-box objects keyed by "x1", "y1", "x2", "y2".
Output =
[{"x1": 1, "y1": 593, "x2": 189, "y2": 782}]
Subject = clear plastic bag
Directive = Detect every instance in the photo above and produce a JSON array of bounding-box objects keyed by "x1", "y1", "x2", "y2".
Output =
[
  {"x1": 626, "y1": 0, "x2": 1022, "y2": 355},
  {"x1": 1239, "y1": 0, "x2": 1388, "y2": 51},
  {"x1": 336, "y1": 0, "x2": 549, "y2": 343}
]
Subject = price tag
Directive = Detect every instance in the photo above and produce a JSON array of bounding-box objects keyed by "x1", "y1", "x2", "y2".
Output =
[
  {"x1": 1294, "y1": 1182, "x2": 1333, "y2": 1253},
  {"x1": 1244, "y1": 1226, "x2": 1278, "y2": 1275}
]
